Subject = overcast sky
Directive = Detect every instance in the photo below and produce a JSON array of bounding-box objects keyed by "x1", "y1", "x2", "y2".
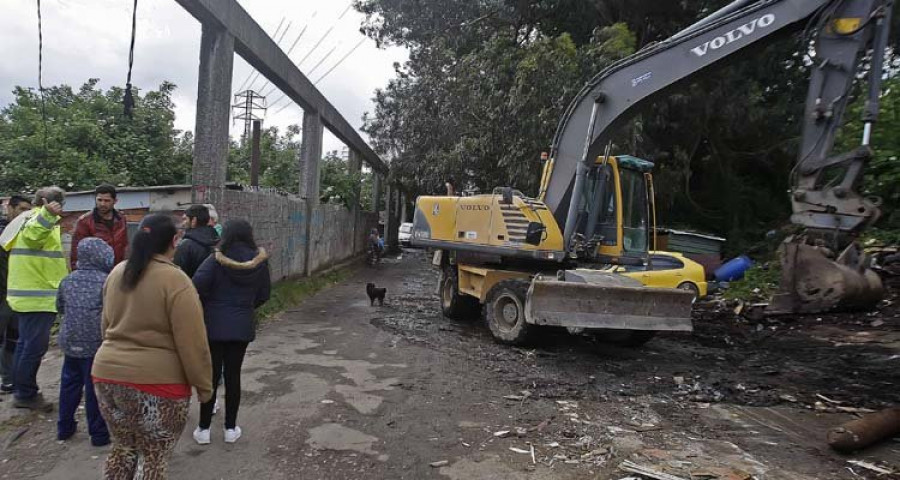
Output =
[{"x1": 0, "y1": 0, "x2": 407, "y2": 154}]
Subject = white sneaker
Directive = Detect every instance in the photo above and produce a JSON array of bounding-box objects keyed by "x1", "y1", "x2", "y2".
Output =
[
  {"x1": 224, "y1": 426, "x2": 242, "y2": 444},
  {"x1": 212, "y1": 399, "x2": 219, "y2": 415},
  {"x1": 193, "y1": 427, "x2": 211, "y2": 445}
]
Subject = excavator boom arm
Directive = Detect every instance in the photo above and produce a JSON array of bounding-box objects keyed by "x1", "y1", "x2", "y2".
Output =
[{"x1": 543, "y1": 0, "x2": 890, "y2": 249}]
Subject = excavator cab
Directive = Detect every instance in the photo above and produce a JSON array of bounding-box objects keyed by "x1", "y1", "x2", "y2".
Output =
[
  {"x1": 543, "y1": 155, "x2": 656, "y2": 266},
  {"x1": 578, "y1": 156, "x2": 654, "y2": 265}
]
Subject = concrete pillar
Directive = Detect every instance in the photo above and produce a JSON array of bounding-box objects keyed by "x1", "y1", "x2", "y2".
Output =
[
  {"x1": 400, "y1": 193, "x2": 408, "y2": 223},
  {"x1": 299, "y1": 110, "x2": 323, "y2": 277},
  {"x1": 385, "y1": 183, "x2": 399, "y2": 252},
  {"x1": 348, "y1": 150, "x2": 363, "y2": 253},
  {"x1": 348, "y1": 150, "x2": 363, "y2": 206},
  {"x1": 299, "y1": 110, "x2": 324, "y2": 202},
  {"x1": 371, "y1": 173, "x2": 381, "y2": 213},
  {"x1": 192, "y1": 24, "x2": 234, "y2": 204}
]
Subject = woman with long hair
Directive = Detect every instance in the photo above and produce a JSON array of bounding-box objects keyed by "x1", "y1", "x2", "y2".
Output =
[
  {"x1": 92, "y1": 214, "x2": 212, "y2": 479},
  {"x1": 191, "y1": 219, "x2": 270, "y2": 445}
]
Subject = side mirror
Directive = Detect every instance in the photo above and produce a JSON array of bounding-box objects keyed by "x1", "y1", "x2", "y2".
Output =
[
  {"x1": 525, "y1": 222, "x2": 546, "y2": 246},
  {"x1": 500, "y1": 187, "x2": 514, "y2": 205}
]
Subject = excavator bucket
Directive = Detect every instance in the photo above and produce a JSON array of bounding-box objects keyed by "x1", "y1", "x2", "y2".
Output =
[
  {"x1": 769, "y1": 241, "x2": 883, "y2": 315},
  {"x1": 525, "y1": 271, "x2": 694, "y2": 331}
]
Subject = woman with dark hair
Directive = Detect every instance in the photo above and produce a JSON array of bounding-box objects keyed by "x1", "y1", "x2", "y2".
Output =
[
  {"x1": 191, "y1": 218, "x2": 270, "y2": 445},
  {"x1": 92, "y1": 214, "x2": 212, "y2": 479}
]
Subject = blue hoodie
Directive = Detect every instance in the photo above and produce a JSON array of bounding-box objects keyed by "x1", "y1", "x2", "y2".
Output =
[{"x1": 57, "y1": 237, "x2": 114, "y2": 358}]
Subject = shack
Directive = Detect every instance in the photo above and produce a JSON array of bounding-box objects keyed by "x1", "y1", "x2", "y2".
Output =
[{"x1": 656, "y1": 228, "x2": 726, "y2": 276}]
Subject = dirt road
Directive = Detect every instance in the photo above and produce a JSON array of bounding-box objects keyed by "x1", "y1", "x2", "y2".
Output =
[{"x1": 1, "y1": 249, "x2": 899, "y2": 479}]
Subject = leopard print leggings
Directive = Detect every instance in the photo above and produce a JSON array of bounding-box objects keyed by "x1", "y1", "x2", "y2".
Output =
[{"x1": 95, "y1": 383, "x2": 190, "y2": 480}]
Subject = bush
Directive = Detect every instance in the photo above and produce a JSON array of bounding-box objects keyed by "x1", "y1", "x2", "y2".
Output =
[{"x1": 723, "y1": 262, "x2": 780, "y2": 302}]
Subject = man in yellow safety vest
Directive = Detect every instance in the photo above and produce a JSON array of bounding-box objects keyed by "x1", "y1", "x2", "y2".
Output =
[{"x1": 0, "y1": 186, "x2": 68, "y2": 411}]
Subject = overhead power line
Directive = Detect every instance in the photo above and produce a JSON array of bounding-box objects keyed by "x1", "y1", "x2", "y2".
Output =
[
  {"x1": 246, "y1": 20, "x2": 293, "y2": 92},
  {"x1": 306, "y1": 44, "x2": 340, "y2": 78},
  {"x1": 314, "y1": 37, "x2": 365, "y2": 85},
  {"x1": 268, "y1": 37, "x2": 363, "y2": 115},
  {"x1": 257, "y1": 13, "x2": 317, "y2": 95},
  {"x1": 235, "y1": 17, "x2": 285, "y2": 92}
]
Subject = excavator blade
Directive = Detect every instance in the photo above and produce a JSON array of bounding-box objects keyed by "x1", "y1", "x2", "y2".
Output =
[
  {"x1": 525, "y1": 271, "x2": 694, "y2": 331},
  {"x1": 769, "y1": 241, "x2": 883, "y2": 315}
]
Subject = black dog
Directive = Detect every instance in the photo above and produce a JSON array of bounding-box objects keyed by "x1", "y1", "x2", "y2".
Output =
[{"x1": 367, "y1": 283, "x2": 386, "y2": 306}]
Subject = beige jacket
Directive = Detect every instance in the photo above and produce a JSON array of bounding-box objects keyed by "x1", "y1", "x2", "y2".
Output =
[{"x1": 92, "y1": 255, "x2": 213, "y2": 402}]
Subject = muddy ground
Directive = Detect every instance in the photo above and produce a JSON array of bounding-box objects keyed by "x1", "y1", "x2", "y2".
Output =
[{"x1": 1, "y1": 248, "x2": 899, "y2": 479}]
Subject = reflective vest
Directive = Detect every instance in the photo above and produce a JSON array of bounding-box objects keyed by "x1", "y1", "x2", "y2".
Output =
[{"x1": 3, "y1": 206, "x2": 68, "y2": 313}]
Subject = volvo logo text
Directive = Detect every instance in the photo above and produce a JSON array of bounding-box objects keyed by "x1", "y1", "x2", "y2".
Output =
[
  {"x1": 459, "y1": 205, "x2": 490, "y2": 211},
  {"x1": 690, "y1": 14, "x2": 775, "y2": 57}
]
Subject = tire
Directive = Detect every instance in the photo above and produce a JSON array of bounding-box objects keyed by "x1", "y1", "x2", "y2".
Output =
[
  {"x1": 594, "y1": 330, "x2": 657, "y2": 348},
  {"x1": 677, "y1": 281, "x2": 700, "y2": 302},
  {"x1": 440, "y1": 267, "x2": 480, "y2": 320},
  {"x1": 485, "y1": 280, "x2": 532, "y2": 345}
]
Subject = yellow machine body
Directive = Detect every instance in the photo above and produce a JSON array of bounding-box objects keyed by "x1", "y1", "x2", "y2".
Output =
[{"x1": 411, "y1": 192, "x2": 565, "y2": 262}]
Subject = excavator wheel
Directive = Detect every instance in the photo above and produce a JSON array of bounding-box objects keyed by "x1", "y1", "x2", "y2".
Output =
[
  {"x1": 485, "y1": 280, "x2": 533, "y2": 345},
  {"x1": 440, "y1": 267, "x2": 481, "y2": 320}
]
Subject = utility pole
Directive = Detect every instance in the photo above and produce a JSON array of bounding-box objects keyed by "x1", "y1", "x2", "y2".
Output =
[{"x1": 250, "y1": 120, "x2": 262, "y2": 187}]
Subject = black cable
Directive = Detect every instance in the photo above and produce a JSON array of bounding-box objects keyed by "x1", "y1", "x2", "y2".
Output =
[
  {"x1": 123, "y1": 0, "x2": 138, "y2": 118},
  {"x1": 36, "y1": 0, "x2": 47, "y2": 149}
]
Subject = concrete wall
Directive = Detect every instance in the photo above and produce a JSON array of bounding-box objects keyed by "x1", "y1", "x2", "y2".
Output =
[{"x1": 218, "y1": 190, "x2": 376, "y2": 280}]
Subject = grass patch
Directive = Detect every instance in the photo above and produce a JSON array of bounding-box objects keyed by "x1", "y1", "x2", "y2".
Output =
[
  {"x1": 723, "y1": 262, "x2": 781, "y2": 302},
  {"x1": 255, "y1": 268, "x2": 352, "y2": 323}
]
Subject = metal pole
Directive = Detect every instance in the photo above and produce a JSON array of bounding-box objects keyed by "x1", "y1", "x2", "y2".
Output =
[
  {"x1": 563, "y1": 99, "x2": 601, "y2": 252},
  {"x1": 861, "y1": 1, "x2": 893, "y2": 147},
  {"x1": 250, "y1": 119, "x2": 262, "y2": 187}
]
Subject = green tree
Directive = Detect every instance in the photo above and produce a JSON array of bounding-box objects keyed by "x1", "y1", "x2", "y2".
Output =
[{"x1": 0, "y1": 79, "x2": 192, "y2": 193}]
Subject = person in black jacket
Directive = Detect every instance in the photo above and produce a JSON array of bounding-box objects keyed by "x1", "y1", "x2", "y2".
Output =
[
  {"x1": 0, "y1": 196, "x2": 33, "y2": 392},
  {"x1": 174, "y1": 204, "x2": 220, "y2": 278},
  {"x1": 190, "y1": 219, "x2": 270, "y2": 445}
]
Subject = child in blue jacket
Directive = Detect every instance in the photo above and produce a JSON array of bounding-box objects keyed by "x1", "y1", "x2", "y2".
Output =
[{"x1": 56, "y1": 237, "x2": 113, "y2": 446}]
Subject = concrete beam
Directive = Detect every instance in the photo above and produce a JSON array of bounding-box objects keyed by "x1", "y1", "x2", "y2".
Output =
[
  {"x1": 299, "y1": 110, "x2": 324, "y2": 202},
  {"x1": 174, "y1": 0, "x2": 389, "y2": 175},
  {"x1": 192, "y1": 23, "x2": 235, "y2": 194}
]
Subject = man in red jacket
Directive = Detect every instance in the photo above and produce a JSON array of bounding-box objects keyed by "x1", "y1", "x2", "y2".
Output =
[{"x1": 71, "y1": 184, "x2": 128, "y2": 269}]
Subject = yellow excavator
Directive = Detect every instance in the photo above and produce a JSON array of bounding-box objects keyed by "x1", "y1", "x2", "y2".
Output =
[{"x1": 411, "y1": 0, "x2": 893, "y2": 346}]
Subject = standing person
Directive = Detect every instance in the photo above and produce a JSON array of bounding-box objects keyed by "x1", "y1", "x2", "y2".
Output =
[
  {"x1": 204, "y1": 204, "x2": 223, "y2": 237},
  {"x1": 445, "y1": 177, "x2": 456, "y2": 196},
  {"x1": 56, "y1": 238, "x2": 112, "y2": 446},
  {"x1": 174, "y1": 204, "x2": 219, "y2": 278},
  {"x1": 191, "y1": 219, "x2": 270, "y2": 445},
  {"x1": 2, "y1": 187, "x2": 67, "y2": 411},
  {"x1": 92, "y1": 214, "x2": 212, "y2": 479},
  {"x1": 0, "y1": 196, "x2": 33, "y2": 393},
  {"x1": 70, "y1": 184, "x2": 128, "y2": 269}
]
